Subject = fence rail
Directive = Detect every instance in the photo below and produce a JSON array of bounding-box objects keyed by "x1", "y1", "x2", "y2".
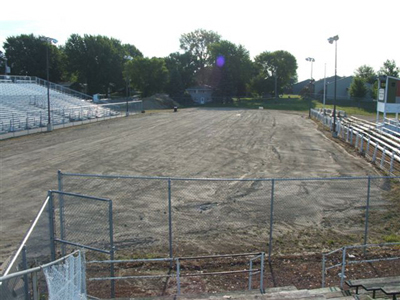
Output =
[
  {"x1": 87, "y1": 252, "x2": 265, "y2": 297},
  {"x1": 322, "y1": 242, "x2": 400, "y2": 288},
  {"x1": 2, "y1": 172, "x2": 399, "y2": 298}
]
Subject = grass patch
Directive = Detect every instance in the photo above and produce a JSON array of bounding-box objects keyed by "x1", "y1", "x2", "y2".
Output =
[
  {"x1": 179, "y1": 95, "x2": 387, "y2": 117},
  {"x1": 383, "y1": 234, "x2": 400, "y2": 243}
]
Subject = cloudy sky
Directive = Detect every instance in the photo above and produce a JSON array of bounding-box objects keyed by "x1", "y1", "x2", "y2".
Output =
[{"x1": 1, "y1": 0, "x2": 399, "y2": 82}]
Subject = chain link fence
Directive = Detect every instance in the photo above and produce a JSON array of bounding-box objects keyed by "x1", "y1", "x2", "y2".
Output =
[
  {"x1": 59, "y1": 172, "x2": 399, "y2": 259},
  {"x1": 1, "y1": 172, "x2": 399, "y2": 299}
]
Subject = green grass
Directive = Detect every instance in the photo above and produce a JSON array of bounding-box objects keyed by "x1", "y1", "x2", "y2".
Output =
[
  {"x1": 184, "y1": 95, "x2": 384, "y2": 117},
  {"x1": 314, "y1": 102, "x2": 375, "y2": 116},
  {"x1": 175, "y1": 95, "x2": 400, "y2": 118}
]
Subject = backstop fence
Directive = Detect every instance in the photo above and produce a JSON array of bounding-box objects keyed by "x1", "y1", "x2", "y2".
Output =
[{"x1": 1, "y1": 172, "x2": 399, "y2": 298}]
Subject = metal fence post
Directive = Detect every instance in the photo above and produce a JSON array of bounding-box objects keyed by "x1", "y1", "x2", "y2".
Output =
[
  {"x1": 22, "y1": 245, "x2": 29, "y2": 300},
  {"x1": 389, "y1": 152, "x2": 395, "y2": 175},
  {"x1": 268, "y1": 179, "x2": 275, "y2": 263},
  {"x1": 248, "y1": 259, "x2": 253, "y2": 290},
  {"x1": 32, "y1": 271, "x2": 39, "y2": 300},
  {"x1": 260, "y1": 252, "x2": 265, "y2": 294},
  {"x1": 109, "y1": 200, "x2": 115, "y2": 299},
  {"x1": 48, "y1": 191, "x2": 56, "y2": 261},
  {"x1": 57, "y1": 170, "x2": 66, "y2": 256},
  {"x1": 176, "y1": 258, "x2": 181, "y2": 295},
  {"x1": 380, "y1": 147, "x2": 386, "y2": 169},
  {"x1": 168, "y1": 178, "x2": 173, "y2": 263},
  {"x1": 340, "y1": 247, "x2": 347, "y2": 289},
  {"x1": 372, "y1": 143, "x2": 379, "y2": 163},
  {"x1": 363, "y1": 176, "x2": 371, "y2": 255},
  {"x1": 322, "y1": 254, "x2": 326, "y2": 287}
]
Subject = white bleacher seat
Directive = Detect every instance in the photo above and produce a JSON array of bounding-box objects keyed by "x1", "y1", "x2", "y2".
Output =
[{"x1": 0, "y1": 80, "x2": 119, "y2": 133}]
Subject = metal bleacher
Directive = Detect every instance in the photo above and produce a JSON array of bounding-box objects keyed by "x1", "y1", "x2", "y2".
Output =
[{"x1": 0, "y1": 76, "x2": 119, "y2": 134}]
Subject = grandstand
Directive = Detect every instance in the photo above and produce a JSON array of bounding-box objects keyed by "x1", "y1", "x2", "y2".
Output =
[{"x1": 0, "y1": 75, "x2": 120, "y2": 134}]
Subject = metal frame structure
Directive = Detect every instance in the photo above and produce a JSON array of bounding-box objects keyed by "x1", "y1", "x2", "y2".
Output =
[{"x1": 322, "y1": 242, "x2": 400, "y2": 288}]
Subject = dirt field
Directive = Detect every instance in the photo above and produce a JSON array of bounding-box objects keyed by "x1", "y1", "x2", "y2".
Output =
[{"x1": 0, "y1": 108, "x2": 382, "y2": 266}]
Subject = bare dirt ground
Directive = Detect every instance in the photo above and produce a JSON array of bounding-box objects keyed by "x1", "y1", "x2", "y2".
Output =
[{"x1": 0, "y1": 108, "x2": 388, "y2": 285}]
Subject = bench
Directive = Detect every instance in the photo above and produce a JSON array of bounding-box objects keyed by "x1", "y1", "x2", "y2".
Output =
[{"x1": 346, "y1": 276, "x2": 400, "y2": 300}]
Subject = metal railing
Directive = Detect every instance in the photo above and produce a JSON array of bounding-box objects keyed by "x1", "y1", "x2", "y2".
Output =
[
  {"x1": 2, "y1": 172, "x2": 399, "y2": 298},
  {"x1": 0, "y1": 100, "x2": 143, "y2": 138},
  {"x1": 0, "y1": 75, "x2": 91, "y2": 100},
  {"x1": 310, "y1": 109, "x2": 400, "y2": 176},
  {"x1": 322, "y1": 242, "x2": 400, "y2": 288},
  {"x1": 87, "y1": 252, "x2": 265, "y2": 297},
  {"x1": 0, "y1": 250, "x2": 82, "y2": 300}
]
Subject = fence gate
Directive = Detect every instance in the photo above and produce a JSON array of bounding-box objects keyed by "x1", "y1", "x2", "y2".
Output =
[{"x1": 48, "y1": 190, "x2": 115, "y2": 298}]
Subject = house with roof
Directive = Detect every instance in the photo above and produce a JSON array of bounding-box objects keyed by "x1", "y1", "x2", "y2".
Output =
[{"x1": 186, "y1": 85, "x2": 213, "y2": 104}]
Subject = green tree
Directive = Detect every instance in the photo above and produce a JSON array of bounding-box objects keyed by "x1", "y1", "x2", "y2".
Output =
[
  {"x1": 379, "y1": 59, "x2": 399, "y2": 77},
  {"x1": 179, "y1": 29, "x2": 221, "y2": 84},
  {"x1": 65, "y1": 34, "x2": 135, "y2": 95},
  {"x1": 208, "y1": 40, "x2": 254, "y2": 99},
  {"x1": 349, "y1": 76, "x2": 368, "y2": 100},
  {"x1": 3, "y1": 34, "x2": 64, "y2": 81},
  {"x1": 122, "y1": 44, "x2": 143, "y2": 59},
  {"x1": 250, "y1": 50, "x2": 298, "y2": 96},
  {"x1": 164, "y1": 52, "x2": 196, "y2": 97},
  {"x1": 354, "y1": 65, "x2": 376, "y2": 84},
  {"x1": 125, "y1": 57, "x2": 168, "y2": 97}
]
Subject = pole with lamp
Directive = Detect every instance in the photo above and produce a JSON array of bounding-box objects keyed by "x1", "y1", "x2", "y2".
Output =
[
  {"x1": 123, "y1": 55, "x2": 133, "y2": 116},
  {"x1": 305, "y1": 57, "x2": 315, "y2": 117},
  {"x1": 273, "y1": 66, "x2": 278, "y2": 100},
  {"x1": 327, "y1": 35, "x2": 339, "y2": 137},
  {"x1": 305, "y1": 57, "x2": 315, "y2": 81},
  {"x1": 40, "y1": 36, "x2": 58, "y2": 131},
  {"x1": 0, "y1": 51, "x2": 10, "y2": 75}
]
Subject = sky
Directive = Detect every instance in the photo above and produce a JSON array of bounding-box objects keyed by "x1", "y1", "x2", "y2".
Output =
[{"x1": 1, "y1": 0, "x2": 399, "y2": 83}]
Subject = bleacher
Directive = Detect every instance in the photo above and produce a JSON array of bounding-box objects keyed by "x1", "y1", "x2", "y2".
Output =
[{"x1": 0, "y1": 76, "x2": 119, "y2": 134}]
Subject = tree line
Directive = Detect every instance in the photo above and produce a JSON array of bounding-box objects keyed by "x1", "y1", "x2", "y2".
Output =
[
  {"x1": 1, "y1": 30, "x2": 397, "y2": 102},
  {"x1": 0, "y1": 29, "x2": 298, "y2": 101},
  {"x1": 349, "y1": 60, "x2": 399, "y2": 100}
]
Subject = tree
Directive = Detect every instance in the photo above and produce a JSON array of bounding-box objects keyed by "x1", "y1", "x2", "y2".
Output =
[
  {"x1": 3, "y1": 34, "x2": 64, "y2": 81},
  {"x1": 208, "y1": 40, "x2": 253, "y2": 99},
  {"x1": 349, "y1": 76, "x2": 368, "y2": 100},
  {"x1": 249, "y1": 50, "x2": 298, "y2": 96},
  {"x1": 65, "y1": 34, "x2": 133, "y2": 95},
  {"x1": 354, "y1": 65, "x2": 376, "y2": 84},
  {"x1": 122, "y1": 44, "x2": 143, "y2": 59},
  {"x1": 179, "y1": 29, "x2": 221, "y2": 84},
  {"x1": 164, "y1": 52, "x2": 196, "y2": 97},
  {"x1": 379, "y1": 59, "x2": 399, "y2": 77},
  {"x1": 125, "y1": 57, "x2": 169, "y2": 97}
]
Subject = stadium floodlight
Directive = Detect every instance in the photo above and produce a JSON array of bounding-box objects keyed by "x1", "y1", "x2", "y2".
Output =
[
  {"x1": 305, "y1": 57, "x2": 315, "y2": 80},
  {"x1": 41, "y1": 36, "x2": 58, "y2": 132},
  {"x1": 327, "y1": 35, "x2": 339, "y2": 137},
  {"x1": 124, "y1": 55, "x2": 134, "y2": 116}
]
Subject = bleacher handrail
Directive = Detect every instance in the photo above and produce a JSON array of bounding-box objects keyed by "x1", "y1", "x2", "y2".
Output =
[
  {"x1": 322, "y1": 242, "x2": 400, "y2": 288},
  {"x1": 0, "y1": 75, "x2": 92, "y2": 100},
  {"x1": 2, "y1": 196, "x2": 50, "y2": 277}
]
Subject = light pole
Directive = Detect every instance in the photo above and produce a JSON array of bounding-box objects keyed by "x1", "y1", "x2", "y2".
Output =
[
  {"x1": 0, "y1": 51, "x2": 10, "y2": 75},
  {"x1": 124, "y1": 55, "x2": 133, "y2": 116},
  {"x1": 328, "y1": 35, "x2": 339, "y2": 137},
  {"x1": 273, "y1": 66, "x2": 278, "y2": 100},
  {"x1": 305, "y1": 57, "x2": 315, "y2": 100},
  {"x1": 41, "y1": 36, "x2": 58, "y2": 131},
  {"x1": 305, "y1": 57, "x2": 315, "y2": 80}
]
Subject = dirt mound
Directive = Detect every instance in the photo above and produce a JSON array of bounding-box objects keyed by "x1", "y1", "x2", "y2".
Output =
[{"x1": 142, "y1": 94, "x2": 179, "y2": 110}]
